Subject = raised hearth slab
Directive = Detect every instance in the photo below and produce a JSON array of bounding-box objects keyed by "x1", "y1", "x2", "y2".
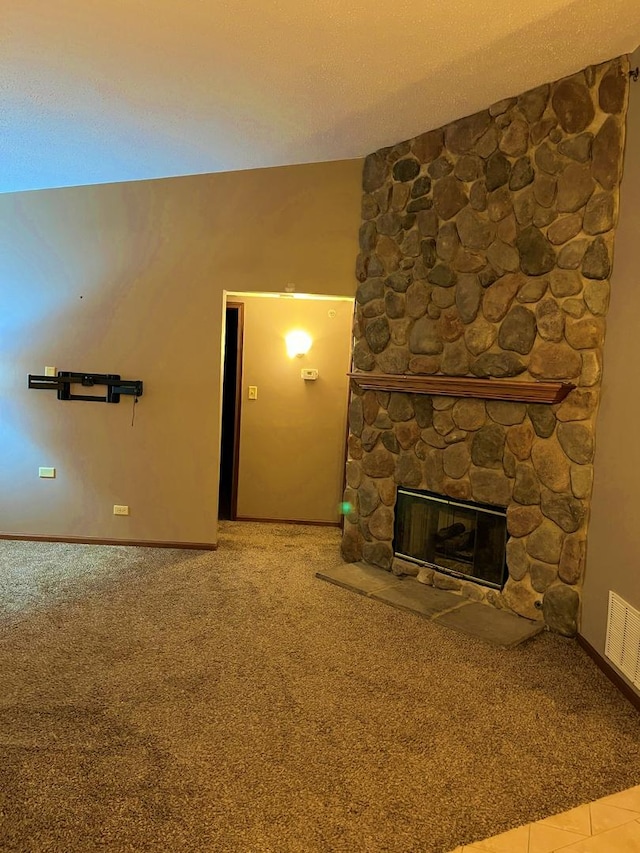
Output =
[
  {"x1": 316, "y1": 562, "x2": 544, "y2": 648},
  {"x1": 371, "y1": 582, "x2": 463, "y2": 619},
  {"x1": 432, "y1": 601, "x2": 544, "y2": 647}
]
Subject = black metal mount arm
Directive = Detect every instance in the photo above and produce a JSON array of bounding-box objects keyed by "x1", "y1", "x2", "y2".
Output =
[{"x1": 28, "y1": 371, "x2": 143, "y2": 404}]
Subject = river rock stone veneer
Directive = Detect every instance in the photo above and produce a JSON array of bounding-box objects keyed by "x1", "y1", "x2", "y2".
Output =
[{"x1": 342, "y1": 57, "x2": 630, "y2": 636}]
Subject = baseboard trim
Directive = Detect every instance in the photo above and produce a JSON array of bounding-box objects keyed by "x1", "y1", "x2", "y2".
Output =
[
  {"x1": 0, "y1": 533, "x2": 217, "y2": 551},
  {"x1": 576, "y1": 633, "x2": 640, "y2": 712},
  {"x1": 234, "y1": 516, "x2": 341, "y2": 528}
]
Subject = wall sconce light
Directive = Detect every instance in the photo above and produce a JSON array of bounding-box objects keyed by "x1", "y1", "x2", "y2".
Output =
[{"x1": 285, "y1": 330, "x2": 312, "y2": 358}]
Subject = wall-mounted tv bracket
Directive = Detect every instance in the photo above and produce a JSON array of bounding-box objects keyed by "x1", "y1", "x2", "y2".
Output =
[{"x1": 28, "y1": 371, "x2": 143, "y2": 404}]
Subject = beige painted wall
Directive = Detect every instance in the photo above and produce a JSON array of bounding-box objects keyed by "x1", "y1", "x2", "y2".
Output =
[
  {"x1": 582, "y1": 47, "x2": 640, "y2": 694},
  {"x1": 0, "y1": 159, "x2": 362, "y2": 545},
  {"x1": 234, "y1": 295, "x2": 353, "y2": 523}
]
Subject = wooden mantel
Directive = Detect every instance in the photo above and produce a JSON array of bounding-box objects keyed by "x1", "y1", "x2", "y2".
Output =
[{"x1": 348, "y1": 373, "x2": 574, "y2": 404}]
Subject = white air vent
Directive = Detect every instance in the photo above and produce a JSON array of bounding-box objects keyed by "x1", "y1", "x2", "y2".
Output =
[{"x1": 605, "y1": 591, "x2": 640, "y2": 688}]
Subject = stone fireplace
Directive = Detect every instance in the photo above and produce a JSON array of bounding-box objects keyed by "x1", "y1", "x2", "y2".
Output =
[{"x1": 341, "y1": 56, "x2": 630, "y2": 636}]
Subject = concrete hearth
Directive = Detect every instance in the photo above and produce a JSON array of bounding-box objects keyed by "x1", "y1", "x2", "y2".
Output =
[{"x1": 317, "y1": 561, "x2": 544, "y2": 648}]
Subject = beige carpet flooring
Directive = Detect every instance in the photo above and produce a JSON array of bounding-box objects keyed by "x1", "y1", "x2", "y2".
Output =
[{"x1": 0, "y1": 522, "x2": 638, "y2": 853}]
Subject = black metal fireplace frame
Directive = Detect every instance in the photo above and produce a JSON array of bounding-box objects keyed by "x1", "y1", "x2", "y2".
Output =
[{"x1": 393, "y1": 488, "x2": 509, "y2": 590}]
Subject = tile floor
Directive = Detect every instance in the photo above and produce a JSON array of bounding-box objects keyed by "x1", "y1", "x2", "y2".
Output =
[{"x1": 447, "y1": 784, "x2": 640, "y2": 852}]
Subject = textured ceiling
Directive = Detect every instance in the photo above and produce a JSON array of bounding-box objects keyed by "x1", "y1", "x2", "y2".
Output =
[{"x1": 3, "y1": 0, "x2": 640, "y2": 193}]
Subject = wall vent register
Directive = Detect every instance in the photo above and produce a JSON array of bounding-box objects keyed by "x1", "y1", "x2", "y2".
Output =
[
  {"x1": 606, "y1": 591, "x2": 640, "y2": 689},
  {"x1": 393, "y1": 489, "x2": 508, "y2": 589}
]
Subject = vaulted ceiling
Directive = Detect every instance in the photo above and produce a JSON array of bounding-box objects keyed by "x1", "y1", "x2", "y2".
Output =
[{"x1": 3, "y1": 0, "x2": 640, "y2": 193}]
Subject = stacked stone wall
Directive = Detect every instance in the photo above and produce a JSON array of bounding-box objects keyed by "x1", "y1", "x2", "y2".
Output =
[{"x1": 342, "y1": 57, "x2": 630, "y2": 635}]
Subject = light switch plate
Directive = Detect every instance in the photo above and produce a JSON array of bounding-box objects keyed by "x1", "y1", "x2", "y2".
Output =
[
  {"x1": 248, "y1": 386, "x2": 258, "y2": 399},
  {"x1": 39, "y1": 467, "x2": 56, "y2": 478},
  {"x1": 44, "y1": 366, "x2": 57, "y2": 377},
  {"x1": 301, "y1": 368, "x2": 319, "y2": 381}
]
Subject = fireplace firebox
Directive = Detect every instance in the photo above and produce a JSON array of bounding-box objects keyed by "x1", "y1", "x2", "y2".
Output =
[{"x1": 393, "y1": 489, "x2": 508, "y2": 589}]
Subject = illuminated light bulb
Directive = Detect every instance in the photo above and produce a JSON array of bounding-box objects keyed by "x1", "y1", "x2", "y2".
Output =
[{"x1": 285, "y1": 330, "x2": 312, "y2": 358}]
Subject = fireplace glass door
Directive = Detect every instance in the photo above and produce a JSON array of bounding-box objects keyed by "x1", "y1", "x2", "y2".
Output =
[{"x1": 393, "y1": 488, "x2": 508, "y2": 589}]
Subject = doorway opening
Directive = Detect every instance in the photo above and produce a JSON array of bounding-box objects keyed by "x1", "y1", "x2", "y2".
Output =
[
  {"x1": 220, "y1": 291, "x2": 354, "y2": 525},
  {"x1": 218, "y1": 302, "x2": 244, "y2": 520}
]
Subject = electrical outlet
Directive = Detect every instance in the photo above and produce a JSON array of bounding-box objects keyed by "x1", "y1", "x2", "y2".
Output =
[
  {"x1": 113, "y1": 505, "x2": 129, "y2": 516},
  {"x1": 38, "y1": 467, "x2": 56, "y2": 478}
]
